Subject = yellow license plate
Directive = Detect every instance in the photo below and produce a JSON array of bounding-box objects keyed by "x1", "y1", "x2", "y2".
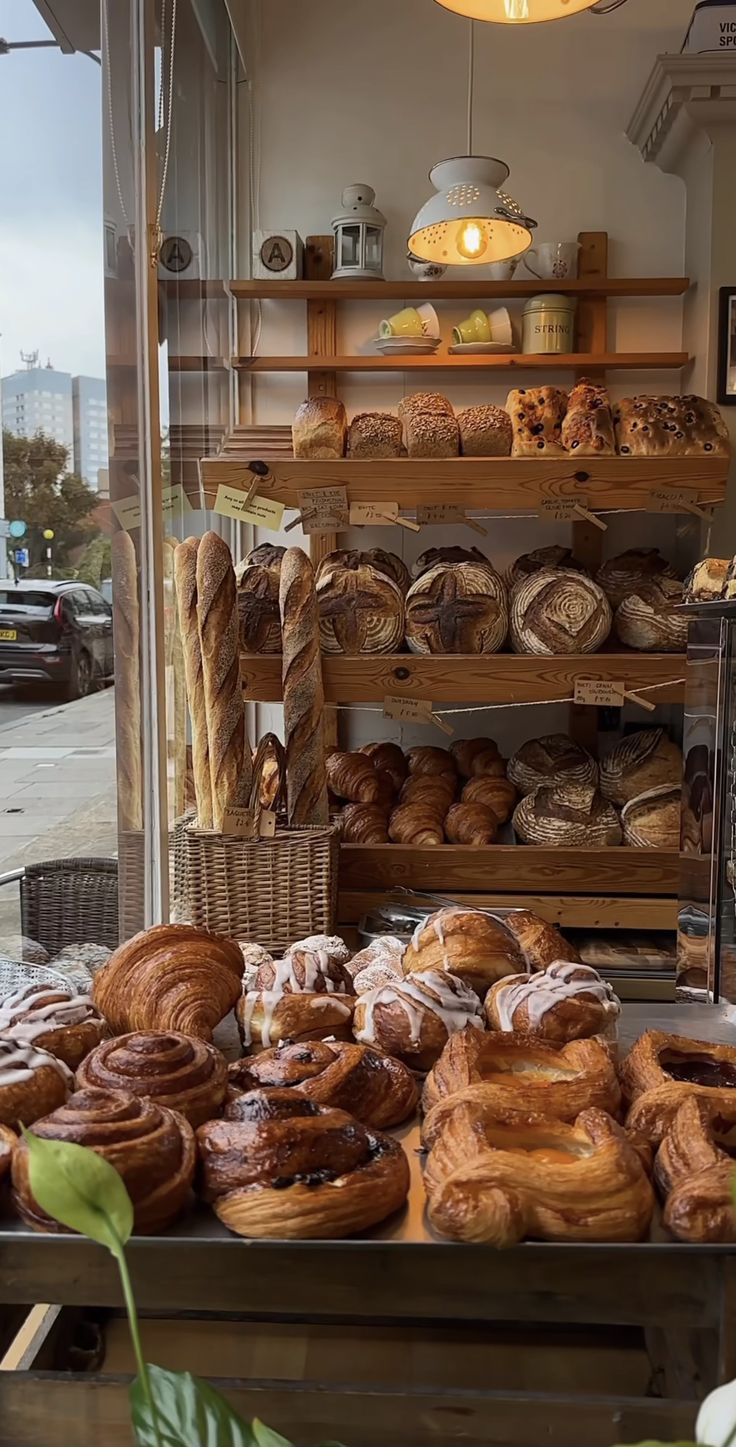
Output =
[{"x1": 0, "y1": 629, "x2": 17, "y2": 641}]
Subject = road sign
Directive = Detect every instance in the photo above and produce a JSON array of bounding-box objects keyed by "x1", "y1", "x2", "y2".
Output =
[
  {"x1": 8, "y1": 520, "x2": 26, "y2": 539},
  {"x1": 14, "y1": 548, "x2": 29, "y2": 567}
]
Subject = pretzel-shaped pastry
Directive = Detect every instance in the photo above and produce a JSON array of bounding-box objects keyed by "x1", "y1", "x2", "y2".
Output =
[
  {"x1": 424, "y1": 1101, "x2": 653, "y2": 1246},
  {"x1": 76, "y1": 1030, "x2": 228, "y2": 1128},
  {"x1": 0, "y1": 986, "x2": 107, "y2": 1070},
  {"x1": 655, "y1": 1096, "x2": 736, "y2": 1243},
  {"x1": 622, "y1": 1031, "x2": 736, "y2": 1143},
  {"x1": 227, "y1": 1039, "x2": 418, "y2": 1130},
  {"x1": 422, "y1": 1029, "x2": 620, "y2": 1129},
  {"x1": 197, "y1": 1087, "x2": 410, "y2": 1239}
]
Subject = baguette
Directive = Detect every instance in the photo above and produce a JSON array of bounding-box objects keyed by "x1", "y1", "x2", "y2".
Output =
[
  {"x1": 174, "y1": 537, "x2": 213, "y2": 828},
  {"x1": 279, "y1": 547, "x2": 329, "y2": 826},
  {"x1": 196, "y1": 531, "x2": 252, "y2": 831},
  {"x1": 111, "y1": 531, "x2": 142, "y2": 831}
]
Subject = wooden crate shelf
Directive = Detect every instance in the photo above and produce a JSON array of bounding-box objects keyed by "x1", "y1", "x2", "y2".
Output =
[
  {"x1": 228, "y1": 277, "x2": 690, "y2": 301},
  {"x1": 337, "y1": 890, "x2": 678, "y2": 931},
  {"x1": 338, "y1": 846, "x2": 680, "y2": 894},
  {"x1": 230, "y1": 351, "x2": 689, "y2": 373},
  {"x1": 240, "y1": 653, "x2": 687, "y2": 704}
]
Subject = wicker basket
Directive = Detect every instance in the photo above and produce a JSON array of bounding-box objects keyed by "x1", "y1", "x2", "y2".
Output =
[{"x1": 172, "y1": 734, "x2": 339, "y2": 953}]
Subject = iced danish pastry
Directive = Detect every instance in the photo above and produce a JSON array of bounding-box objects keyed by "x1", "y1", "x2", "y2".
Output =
[
  {"x1": 0, "y1": 1037, "x2": 73, "y2": 1128},
  {"x1": 403, "y1": 907, "x2": 524, "y2": 998},
  {"x1": 485, "y1": 962, "x2": 620, "y2": 1044},
  {"x1": 237, "y1": 950, "x2": 355, "y2": 1053},
  {"x1": 0, "y1": 985, "x2": 107, "y2": 1070},
  {"x1": 353, "y1": 970, "x2": 484, "y2": 1072}
]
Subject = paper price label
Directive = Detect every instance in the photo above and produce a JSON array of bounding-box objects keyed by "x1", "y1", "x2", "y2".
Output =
[
  {"x1": 416, "y1": 504, "x2": 463, "y2": 525},
  {"x1": 112, "y1": 484, "x2": 190, "y2": 533},
  {"x1": 574, "y1": 679, "x2": 625, "y2": 708},
  {"x1": 539, "y1": 498, "x2": 587, "y2": 522},
  {"x1": 222, "y1": 807, "x2": 257, "y2": 838},
  {"x1": 383, "y1": 695, "x2": 434, "y2": 724},
  {"x1": 214, "y1": 485, "x2": 285, "y2": 530},
  {"x1": 349, "y1": 501, "x2": 399, "y2": 526},
  {"x1": 649, "y1": 488, "x2": 708, "y2": 519},
  {"x1": 297, "y1": 486, "x2": 349, "y2": 534},
  {"x1": 258, "y1": 808, "x2": 277, "y2": 838},
  {"x1": 112, "y1": 494, "x2": 142, "y2": 531}
]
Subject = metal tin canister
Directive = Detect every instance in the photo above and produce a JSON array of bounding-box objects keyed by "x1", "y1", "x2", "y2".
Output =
[{"x1": 522, "y1": 293, "x2": 577, "y2": 354}]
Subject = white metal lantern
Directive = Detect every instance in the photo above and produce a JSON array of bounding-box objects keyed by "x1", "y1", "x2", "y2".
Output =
[
  {"x1": 331, "y1": 184, "x2": 386, "y2": 281},
  {"x1": 408, "y1": 156, "x2": 535, "y2": 266}
]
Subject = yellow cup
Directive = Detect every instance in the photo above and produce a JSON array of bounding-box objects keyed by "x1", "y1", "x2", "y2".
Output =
[
  {"x1": 452, "y1": 308, "x2": 491, "y2": 346},
  {"x1": 379, "y1": 307, "x2": 424, "y2": 338}
]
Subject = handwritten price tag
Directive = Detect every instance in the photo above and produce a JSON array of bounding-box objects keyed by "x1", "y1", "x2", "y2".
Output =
[
  {"x1": 112, "y1": 484, "x2": 190, "y2": 532},
  {"x1": 349, "y1": 502, "x2": 399, "y2": 526},
  {"x1": 214, "y1": 485, "x2": 285, "y2": 530},
  {"x1": 649, "y1": 488, "x2": 709, "y2": 519},
  {"x1": 383, "y1": 695, "x2": 453, "y2": 735},
  {"x1": 575, "y1": 679, "x2": 625, "y2": 708},
  {"x1": 222, "y1": 807, "x2": 256, "y2": 838},
  {"x1": 296, "y1": 486, "x2": 349, "y2": 534},
  {"x1": 258, "y1": 808, "x2": 277, "y2": 838},
  {"x1": 417, "y1": 504, "x2": 463, "y2": 524}
]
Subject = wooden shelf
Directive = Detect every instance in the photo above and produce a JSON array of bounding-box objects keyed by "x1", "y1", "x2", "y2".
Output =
[
  {"x1": 241, "y1": 653, "x2": 687, "y2": 704},
  {"x1": 336, "y1": 889, "x2": 678, "y2": 931},
  {"x1": 228, "y1": 277, "x2": 690, "y2": 301},
  {"x1": 199, "y1": 455, "x2": 727, "y2": 513},
  {"x1": 338, "y1": 845, "x2": 680, "y2": 894},
  {"x1": 231, "y1": 352, "x2": 689, "y2": 373}
]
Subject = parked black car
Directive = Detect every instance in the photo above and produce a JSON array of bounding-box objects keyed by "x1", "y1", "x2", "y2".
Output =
[{"x1": 0, "y1": 581, "x2": 114, "y2": 699}]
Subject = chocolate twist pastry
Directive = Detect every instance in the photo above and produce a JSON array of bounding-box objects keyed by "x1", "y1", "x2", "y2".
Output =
[
  {"x1": 91, "y1": 923, "x2": 244, "y2": 1041},
  {"x1": 0, "y1": 986, "x2": 107, "y2": 1070},
  {"x1": 76, "y1": 1031, "x2": 228, "y2": 1128},
  {"x1": 197, "y1": 1087, "x2": 410, "y2": 1239},
  {"x1": 227, "y1": 1039, "x2": 418, "y2": 1129},
  {"x1": 0, "y1": 1038, "x2": 72, "y2": 1128},
  {"x1": 622, "y1": 1030, "x2": 736, "y2": 1144},
  {"x1": 12, "y1": 1087, "x2": 196, "y2": 1233}
]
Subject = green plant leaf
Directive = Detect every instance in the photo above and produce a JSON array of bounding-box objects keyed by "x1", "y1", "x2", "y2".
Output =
[
  {"x1": 252, "y1": 1425, "x2": 292, "y2": 1447},
  {"x1": 131, "y1": 1366, "x2": 256, "y2": 1447},
  {"x1": 21, "y1": 1128, "x2": 133, "y2": 1251}
]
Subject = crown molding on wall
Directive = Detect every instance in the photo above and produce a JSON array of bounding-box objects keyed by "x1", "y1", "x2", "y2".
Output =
[{"x1": 627, "y1": 52, "x2": 736, "y2": 173}]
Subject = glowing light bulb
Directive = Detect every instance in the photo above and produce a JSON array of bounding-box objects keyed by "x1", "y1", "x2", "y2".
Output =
[
  {"x1": 457, "y1": 221, "x2": 487, "y2": 260},
  {"x1": 504, "y1": 0, "x2": 530, "y2": 17}
]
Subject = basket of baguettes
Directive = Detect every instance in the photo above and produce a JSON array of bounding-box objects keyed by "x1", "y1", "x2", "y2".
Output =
[{"x1": 172, "y1": 533, "x2": 338, "y2": 953}]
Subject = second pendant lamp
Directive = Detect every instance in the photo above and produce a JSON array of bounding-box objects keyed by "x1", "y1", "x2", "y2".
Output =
[{"x1": 434, "y1": 0, "x2": 604, "y2": 21}]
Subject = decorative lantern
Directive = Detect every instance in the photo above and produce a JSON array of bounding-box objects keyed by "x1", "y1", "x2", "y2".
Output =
[{"x1": 331, "y1": 184, "x2": 386, "y2": 281}]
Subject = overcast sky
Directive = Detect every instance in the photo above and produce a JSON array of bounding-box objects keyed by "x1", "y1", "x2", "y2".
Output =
[{"x1": 0, "y1": 0, "x2": 105, "y2": 381}]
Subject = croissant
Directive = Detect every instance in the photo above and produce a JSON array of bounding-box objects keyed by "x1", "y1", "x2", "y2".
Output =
[
  {"x1": 0, "y1": 1038, "x2": 73, "y2": 1128},
  {"x1": 197, "y1": 1087, "x2": 410, "y2": 1238},
  {"x1": 226, "y1": 1039, "x2": 418, "y2": 1128},
  {"x1": 444, "y1": 802, "x2": 498, "y2": 846},
  {"x1": 485, "y1": 962, "x2": 621, "y2": 1044},
  {"x1": 360, "y1": 741, "x2": 408, "y2": 793},
  {"x1": 388, "y1": 804, "x2": 445, "y2": 846},
  {"x1": 91, "y1": 924, "x2": 244, "y2": 1042},
  {"x1": 340, "y1": 802, "x2": 391, "y2": 844},
  {"x1": 404, "y1": 907, "x2": 524, "y2": 997},
  {"x1": 461, "y1": 776, "x2": 517, "y2": 824},
  {"x1": 450, "y1": 737, "x2": 502, "y2": 778},
  {"x1": 353, "y1": 969, "x2": 484, "y2": 1072},
  {"x1": 621, "y1": 1030, "x2": 736, "y2": 1143},
  {"x1": 76, "y1": 1030, "x2": 228, "y2": 1128},
  {"x1": 424, "y1": 1102, "x2": 653, "y2": 1245},
  {"x1": 0, "y1": 985, "x2": 107, "y2": 1069},
  {"x1": 405, "y1": 746, "x2": 457, "y2": 781},
  {"x1": 326, "y1": 751, "x2": 394, "y2": 805},
  {"x1": 656, "y1": 1097, "x2": 736, "y2": 1243},
  {"x1": 422, "y1": 1030, "x2": 621, "y2": 1126},
  {"x1": 399, "y1": 774, "x2": 456, "y2": 810},
  {"x1": 12, "y1": 1087, "x2": 195, "y2": 1234}
]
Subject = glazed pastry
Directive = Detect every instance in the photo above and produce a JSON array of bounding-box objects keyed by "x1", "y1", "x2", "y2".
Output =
[
  {"x1": 340, "y1": 802, "x2": 391, "y2": 844},
  {"x1": 0, "y1": 986, "x2": 107, "y2": 1070},
  {"x1": 497, "y1": 911, "x2": 581, "y2": 972},
  {"x1": 290, "y1": 935, "x2": 351, "y2": 967},
  {"x1": 359, "y1": 741, "x2": 408, "y2": 793},
  {"x1": 0, "y1": 1124, "x2": 15, "y2": 1182},
  {"x1": 406, "y1": 746, "x2": 457, "y2": 780},
  {"x1": 353, "y1": 970, "x2": 484, "y2": 1072},
  {"x1": 461, "y1": 776, "x2": 517, "y2": 823},
  {"x1": 424, "y1": 1103, "x2": 653, "y2": 1246},
  {"x1": 388, "y1": 805, "x2": 445, "y2": 846},
  {"x1": 622, "y1": 1031, "x2": 736, "y2": 1143},
  {"x1": 237, "y1": 989, "x2": 354, "y2": 1053},
  {"x1": 655, "y1": 1097, "x2": 736, "y2": 1243},
  {"x1": 422, "y1": 1029, "x2": 620, "y2": 1123},
  {"x1": 197, "y1": 1088, "x2": 410, "y2": 1239},
  {"x1": 513, "y1": 783, "x2": 622, "y2": 847},
  {"x1": 11, "y1": 1087, "x2": 195, "y2": 1234},
  {"x1": 0, "y1": 1038, "x2": 73, "y2": 1128},
  {"x1": 600, "y1": 729, "x2": 683, "y2": 808},
  {"x1": 450, "y1": 737, "x2": 503, "y2": 779},
  {"x1": 240, "y1": 944, "x2": 274, "y2": 990},
  {"x1": 353, "y1": 956, "x2": 405, "y2": 994},
  {"x1": 226, "y1": 1039, "x2": 418, "y2": 1129},
  {"x1": 345, "y1": 936, "x2": 406, "y2": 983},
  {"x1": 404, "y1": 907, "x2": 524, "y2": 996},
  {"x1": 596, "y1": 549, "x2": 678, "y2": 610},
  {"x1": 485, "y1": 962, "x2": 621, "y2": 1044},
  {"x1": 252, "y1": 950, "x2": 354, "y2": 996},
  {"x1": 75, "y1": 1030, "x2": 228, "y2": 1129},
  {"x1": 508, "y1": 734, "x2": 598, "y2": 797},
  {"x1": 326, "y1": 751, "x2": 394, "y2": 805},
  {"x1": 91, "y1": 923, "x2": 244, "y2": 1042},
  {"x1": 444, "y1": 803, "x2": 498, "y2": 845}
]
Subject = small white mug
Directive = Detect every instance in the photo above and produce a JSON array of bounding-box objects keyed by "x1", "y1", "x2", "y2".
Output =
[
  {"x1": 484, "y1": 257, "x2": 521, "y2": 281},
  {"x1": 525, "y1": 241, "x2": 580, "y2": 281}
]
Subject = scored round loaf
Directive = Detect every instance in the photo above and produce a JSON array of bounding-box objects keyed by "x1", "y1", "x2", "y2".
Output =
[
  {"x1": 508, "y1": 547, "x2": 586, "y2": 590},
  {"x1": 614, "y1": 578, "x2": 688, "y2": 653},
  {"x1": 412, "y1": 546, "x2": 493, "y2": 580},
  {"x1": 621, "y1": 785, "x2": 681, "y2": 849},
  {"x1": 510, "y1": 569, "x2": 612, "y2": 656},
  {"x1": 406, "y1": 562, "x2": 508, "y2": 654},
  {"x1": 456, "y1": 405, "x2": 512, "y2": 458},
  {"x1": 237, "y1": 562, "x2": 282, "y2": 654},
  {"x1": 513, "y1": 783, "x2": 622, "y2": 847},
  {"x1": 595, "y1": 549, "x2": 679, "y2": 610},
  {"x1": 508, "y1": 734, "x2": 598, "y2": 797},
  {"x1": 600, "y1": 729, "x2": 683, "y2": 807},
  {"x1": 317, "y1": 556, "x2": 404, "y2": 654},
  {"x1": 316, "y1": 549, "x2": 409, "y2": 596}
]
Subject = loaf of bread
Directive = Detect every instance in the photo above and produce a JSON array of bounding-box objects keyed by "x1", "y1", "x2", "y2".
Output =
[
  {"x1": 292, "y1": 398, "x2": 347, "y2": 459},
  {"x1": 316, "y1": 549, "x2": 409, "y2": 595},
  {"x1": 412, "y1": 545, "x2": 492, "y2": 580},
  {"x1": 513, "y1": 783, "x2": 622, "y2": 847},
  {"x1": 405, "y1": 561, "x2": 508, "y2": 654},
  {"x1": 444, "y1": 802, "x2": 498, "y2": 845},
  {"x1": 684, "y1": 558, "x2": 729, "y2": 602},
  {"x1": 614, "y1": 577, "x2": 688, "y2": 653},
  {"x1": 614, "y1": 395, "x2": 730, "y2": 457},
  {"x1": 173, "y1": 537, "x2": 211, "y2": 829},
  {"x1": 507, "y1": 386, "x2": 567, "y2": 457},
  {"x1": 279, "y1": 547, "x2": 328, "y2": 826},
  {"x1": 600, "y1": 729, "x2": 682, "y2": 807},
  {"x1": 245, "y1": 544, "x2": 286, "y2": 570},
  {"x1": 196, "y1": 532, "x2": 252, "y2": 831},
  {"x1": 561, "y1": 379, "x2": 615, "y2": 457},
  {"x1": 237, "y1": 559, "x2": 282, "y2": 654},
  {"x1": 457, "y1": 405, "x2": 512, "y2": 457},
  {"x1": 596, "y1": 549, "x2": 678, "y2": 609},
  {"x1": 508, "y1": 734, "x2": 598, "y2": 796},
  {"x1": 112, "y1": 531, "x2": 143, "y2": 832},
  {"x1": 508, "y1": 547, "x2": 586, "y2": 589},
  {"x1": 317, "y1": 555, "x2": 405, "y2": 654},
  {"x1": 398, "y1": 392, "x2": 453, "y2": 422},
  {"x1": 621, "y1": 785, "x2": 681, "y2": 849},
  {"x1": 510, "y1": 569, "x2": 612, "y2": 655},
  {"x1": 347, "y1": 412, "x2": 402, "y2": 459},
  {"x1": 397, "y1": 392, "x2": 458, "y2": 458}
]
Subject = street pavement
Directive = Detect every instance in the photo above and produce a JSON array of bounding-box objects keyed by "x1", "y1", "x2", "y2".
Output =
[{"x1": 0, "y1": 683, "x2": 65, "y2": 727}]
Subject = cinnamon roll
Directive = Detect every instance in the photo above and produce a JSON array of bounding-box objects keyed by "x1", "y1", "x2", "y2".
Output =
[
  {"x1": 197, "y1": 1088, "x2": 410, "y2": 1239},
  {"x1": 0, "y1": 986, "x2": 107, "y2": 1070},
  {"x1": 622, "y1": 1031, "x2": 736, "y2": 1143},
  {"x1": 227, "y1": 1039, "x2": 418, "y2": 1129},
  {"x1": 403, "y1": 907, "x2": 524, "y2": 997},
  {"x1": 76, "y1": 1031, "x2": 228, "y2": 1128},
  {"x1": 0, "y1": 1037, "x2": 72, "y2": 1128},
  {"x1": 12, "y1": 1087, "x2": 195, "y2": 1233},
  {"x1": 353, "y1": 970, "x2": 484, "y2": 1072},
  {"x1": 485, "y1": 962, "x2": 621, "y2": 1044}
]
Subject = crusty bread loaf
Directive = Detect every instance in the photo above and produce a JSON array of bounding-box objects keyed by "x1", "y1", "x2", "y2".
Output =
[
  {"x1": 412, "y1": 546, "x2": 492, "y2": 580},
  {"x1": 237, "y1": 559, "x2": 282, "y2": 654},
  {"x1": 174, "y1": 537, "x2": 212, "y2": 829},
  {"x1": 561, "y1": 379, "x2": 615, "y2": 457},
  {"x1": 507, "y1": 386, "x2": 567, "y2": 457},
  {"x1": 614, "y1": 577, "x2": 688, "y2": 653},
  {"x1": 405, "y1": 562, "x2": 508, "y2": 654},
  {"x1": 457, "y1": 405, "x2": 512, "y2": 457},
  {"x1": 316, "y1": 549, "x2": 409, "y2": 595},
  {"x1": 317, "y1": 555, "x2": 404, "y2": 654},
  {"x1": 347, "y1": 412, "x2": 402, "y2": 459},
  {"x1": 600, "y1": 729, "x2": 682, "y2": 807},
  {"x1": 510, "y1": 569, "x2": 611, "y2": 656},
  {"x1": 508, "y1": 547, "x2": 586, "y2": 590},
  {"x1": 404, "y1": 411, "x2": 459, "y2": 459},
  {"x1": 398, "y1": 392, "x2": 453, "y2": 422},
  {"x1": 614, "y1": 395, "x2": 730, "y2": 457},
  {"x1": 508, "y1": 734, "x2": 598, "y2": 796},
  {"x1": 112, "y1": 531, "x2": 143, "y2": 831},
  {"x1": 684, "y1": 558, "x2": 729, "y2": 602},
  {"x1": 513, "y1": 783, "x2": 622, "y2": 847},
  {"x1": 621, "y1": 785, "x2": 681, "y2": 849},
  {"x1": 596, "y1": 549, "x2": 678, "y2": 609},
  {"x1": 292, "y1": 398, "x2": 347, "y2": 459},
  {"x1": 279, "y1": 547, "x2": 328, "y2": 827},
  {"x1": 196, "y1": 532, "x2": 252, "y2": 831}
]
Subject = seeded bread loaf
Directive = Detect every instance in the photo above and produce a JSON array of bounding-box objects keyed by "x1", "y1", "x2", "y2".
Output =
[
  {"x1": 457, "y1": 405, "x2": 512, "y2": 457},
  {"x1": 397, "y1": 392, "x2": 459, "y2": 459},
  {"x1": 347, "y1": 412, "x2": 402, "y2": 459}
]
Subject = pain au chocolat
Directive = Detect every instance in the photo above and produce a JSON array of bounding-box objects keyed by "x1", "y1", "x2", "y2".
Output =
[{"x1": 622, "y1": 1031, "x2": 736, "y2": 1143}]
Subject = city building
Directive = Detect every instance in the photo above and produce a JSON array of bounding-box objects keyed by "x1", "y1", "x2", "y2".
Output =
[
  {"x1": 72, "y1": 375, "x2": 109, "y2": 491},
  {"x1": 1, "y1": 357, "x2": 108, "y2": 490}
]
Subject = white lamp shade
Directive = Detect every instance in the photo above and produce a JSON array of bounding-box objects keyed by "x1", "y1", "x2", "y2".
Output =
[
  {"x1": 435, "y1": 0, "x2": 600, "y2": 21},
  {"x1": 408, "y1": 157, "x2": 535, "y2": 266}
]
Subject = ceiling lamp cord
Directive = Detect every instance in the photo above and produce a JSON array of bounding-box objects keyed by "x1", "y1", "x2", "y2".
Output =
[
  {"x1": 591, "y1": 0, "x2": 629, "y2": 12},
  {"x1": 467, "y1": 18, "x2": 475, "y2": 155}
]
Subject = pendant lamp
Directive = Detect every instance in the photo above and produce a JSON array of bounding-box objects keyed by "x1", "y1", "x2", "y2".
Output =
[{"x1": 434, "y1": 0, "x2": 626, "y2": 22}]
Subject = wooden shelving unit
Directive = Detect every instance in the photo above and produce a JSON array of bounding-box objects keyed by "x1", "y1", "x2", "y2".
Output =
[
  {"x1": 338, "y1": 846, "x2": 679, "y2": 892},
  {"x1": 227, "y1": 276, "x2": 690, "y2": 301},
  {"x1": 230, "y1": 351, "x2": 689, "y2": 373}
]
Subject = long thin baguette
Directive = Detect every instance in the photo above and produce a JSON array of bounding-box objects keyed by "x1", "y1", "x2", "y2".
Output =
[
  {"x1": 196, "y1": 531, "x2": 252, "y2": 831},
  {"x1": 279, "y1": 547, "x2": 328, "y2": 826},
  {"x1": 174, "y1": 537, "x2": 213, "y2": 828},
  {"x1": 111, "y1": 531, "x2": 143, "y2": 831}
]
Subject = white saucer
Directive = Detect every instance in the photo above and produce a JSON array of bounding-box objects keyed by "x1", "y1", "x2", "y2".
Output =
[
  {"x1": 448, "y1": 341, "x2": 517, "y2": 355},
  {"x1": 374, "y1": 337, "x2": 440, "y2": 355}
]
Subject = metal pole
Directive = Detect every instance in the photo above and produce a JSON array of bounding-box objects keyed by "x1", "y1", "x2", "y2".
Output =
[{"x1": 0, "y1": 340, "x2": 9, "y2": 580}]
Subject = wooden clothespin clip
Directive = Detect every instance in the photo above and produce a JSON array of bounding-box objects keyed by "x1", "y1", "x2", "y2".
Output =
[{"x1": 245, "y1": 459, "x2": 272, "y2": 505}]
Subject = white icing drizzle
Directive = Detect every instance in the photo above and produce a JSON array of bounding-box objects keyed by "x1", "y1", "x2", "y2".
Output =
[
  {"x1": 0, "y1": 987, "x2": 98, "y2": 1046},
  {"x1": 355, "y1": 969, "x2": 483, "y2": 1048},
  {"x1": 241, "y1": 989, "x2": 351, "y2": 1047},
  {"x1": 291, "y1": 934, "x2": 350, "y2": 964},
  {"x1": 492, "y1": 961, "x2": 620, "y2": 1033},
  {"x1": 0, "y1": 1036, "x2": 73, "y2": 1086},
  {"x1": 354, "y1": 959, "x2": 403, "y2": 995}
]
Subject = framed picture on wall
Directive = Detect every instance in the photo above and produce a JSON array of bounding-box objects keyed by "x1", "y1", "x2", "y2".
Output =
[{"x1": 718, "y1": 287, "x2": 736, "y2": 405}]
